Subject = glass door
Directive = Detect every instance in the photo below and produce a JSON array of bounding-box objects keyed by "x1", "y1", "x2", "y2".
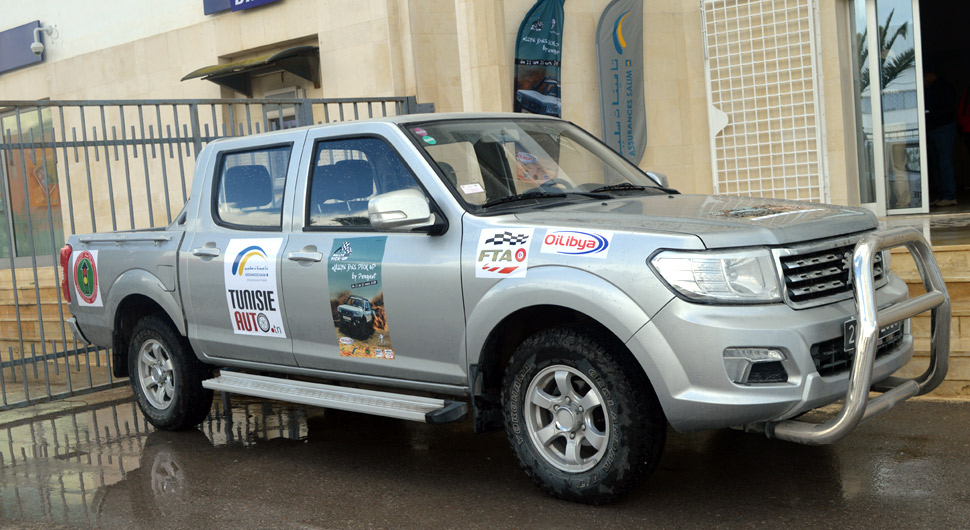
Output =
[{"x1": 850, "y1": 0, "x2": 927, "y2": 215}]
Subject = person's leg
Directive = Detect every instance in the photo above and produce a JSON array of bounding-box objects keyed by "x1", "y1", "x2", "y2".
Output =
[
  {"x1": 928, "y1": 127, "x2": 944, "y2": 203},
  {"x1": 938, "y1": 122, "x2": 958, "y2": 203}
]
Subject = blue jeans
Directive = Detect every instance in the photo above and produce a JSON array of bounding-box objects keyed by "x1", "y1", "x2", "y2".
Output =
[{"x1": 928, "y1": 122, "x2": 957, "y2": 201}]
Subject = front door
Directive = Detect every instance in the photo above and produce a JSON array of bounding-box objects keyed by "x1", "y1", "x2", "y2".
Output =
[
  {"x1": 182, "y1": 134, "x2": 305, "y2": 366},
  {"x1": 280, "y1": 132, "x2": 466, "y2": 385}
]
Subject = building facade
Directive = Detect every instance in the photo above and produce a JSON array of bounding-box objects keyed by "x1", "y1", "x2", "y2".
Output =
[{"x1": 2, "y1": 0, "x2": 961, "y2": 234}]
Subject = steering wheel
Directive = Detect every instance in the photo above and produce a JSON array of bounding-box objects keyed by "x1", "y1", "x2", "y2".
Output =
[{"x1": 539, "y1": 177, "x2": 572, "y2": 190}]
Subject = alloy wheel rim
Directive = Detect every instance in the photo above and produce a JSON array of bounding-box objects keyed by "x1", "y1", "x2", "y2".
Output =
[
  {"x1": 524, "y1": 364, "x2": 610, "y2": 473},
  {"x1": 137, "y1": 339, "x2": 176, "y2": 410}
]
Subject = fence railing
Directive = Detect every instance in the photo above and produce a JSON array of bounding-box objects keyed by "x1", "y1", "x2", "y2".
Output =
[{"x1": 0, "y1": 96, "x2": 424, "y2": 411}]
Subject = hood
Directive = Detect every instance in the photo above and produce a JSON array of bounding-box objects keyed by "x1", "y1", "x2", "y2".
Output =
[
  {"x1": 338, "y1": 304, "x2": 364, "y2": 315},
  {"x1": 513, "y1": 194, "x2": 878, "y2": 248}
]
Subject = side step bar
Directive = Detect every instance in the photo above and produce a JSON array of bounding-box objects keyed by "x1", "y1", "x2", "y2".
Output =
[
  {"x1": 765, "y1": 228, "x2": 950, "y2": 445},
  {"x1": 202, "y1": 371, "x2": 467, "y2": 424}
]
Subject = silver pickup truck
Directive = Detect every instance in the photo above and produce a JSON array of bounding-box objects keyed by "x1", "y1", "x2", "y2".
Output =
[{"x1": 62, "y1": 113, "x2": 950, "y2": 504}]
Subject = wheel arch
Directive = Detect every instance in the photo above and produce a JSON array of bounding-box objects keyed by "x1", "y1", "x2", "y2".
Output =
[
  {"x1": 465, "y1": 268, "x2": 659, "y2": 433},
  {"x1": 107, "y1": 270, "x2": 187, "y2": 378}
]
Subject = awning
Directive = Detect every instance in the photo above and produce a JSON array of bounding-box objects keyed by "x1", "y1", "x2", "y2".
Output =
[{"x1": 181, "y1": 45, "x2": 319, "y2": 97}]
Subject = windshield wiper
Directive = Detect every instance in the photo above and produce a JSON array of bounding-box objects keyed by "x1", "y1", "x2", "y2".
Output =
[
  {"x1": 589, "y1": 182, "x2": 679, "y2": 195},
  {"x1": 481, "y1": 189, "x2": 609, "y2": 209}
]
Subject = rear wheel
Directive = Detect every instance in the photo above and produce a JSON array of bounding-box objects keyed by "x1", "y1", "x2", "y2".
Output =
[
  {"x1": 502, "y1": 326, "x2": 666, "y2": 504},
  {"x1": 129, "y1": 316, "x2": 213, "y2": 430}
]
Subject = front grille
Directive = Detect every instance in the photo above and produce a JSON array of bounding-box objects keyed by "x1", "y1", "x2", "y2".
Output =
[
  {"x1": 780, "y1": 244, "x2": 885, "y2": 306},
  {"x1": 810, "y1": 322, "x2": 904, "y2": 377}
]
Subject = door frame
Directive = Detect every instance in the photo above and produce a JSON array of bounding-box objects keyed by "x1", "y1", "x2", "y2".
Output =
[{"x1": 857, "y1": 0, "x2": 928, "y2": 216}]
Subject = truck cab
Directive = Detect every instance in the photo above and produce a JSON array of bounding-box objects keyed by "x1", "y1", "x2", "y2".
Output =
[{"x1": 63, "y1": 113, "x2": 950, "y2": 504}]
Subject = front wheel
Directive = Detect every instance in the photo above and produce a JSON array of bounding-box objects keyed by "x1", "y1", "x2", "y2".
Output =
[
  {"x1": 129, "y1": 316, "x2": 213, "y2": 430},
  {"x1": 502, "y1": 326, "x2": 666, "y2": 504}
]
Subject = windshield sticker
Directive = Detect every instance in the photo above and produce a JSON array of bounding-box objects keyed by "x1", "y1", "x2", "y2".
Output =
[
  {"x1": 476, "y1": 229, "x2": 534, "y2": 278},
  {"x1": 73, "y1": 249, "x2": 103, "y2": 307},
  {"x1": 422, "y1": 135, "x2": 437, "y2": 145},
  {"x1": 328, "y1": 237, "x2": 395, "y2": 360},
  {"x1": 541, "y1": 230, "x2": 613, "y2": 258},
  {"x1": 460, "y1": 183, "x2": 485, "y2": 194},
  {"x1": 224, "y1": 238, "x2": 286, "y2": 338},
  {"x1": 412, "y1": 127, "x2": 428, "y2": 136},
  {"x1": 512, "y1": 142, "x2": 557, "y2": 184}
]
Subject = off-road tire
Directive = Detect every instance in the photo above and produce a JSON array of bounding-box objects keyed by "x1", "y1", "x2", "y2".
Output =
[
  {"x1": 502, "y1": 325, "x2": 666, "y2": 504},
  {"x1": 129, "y1": 316, "x2": 213, "y2": 430}
]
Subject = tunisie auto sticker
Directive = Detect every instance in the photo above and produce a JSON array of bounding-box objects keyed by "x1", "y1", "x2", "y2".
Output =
[
  {"x1": 540, "y1": 229, "x2": 613, "y2": 259},
  {"x1": 327, "y1": 236, "x2": 395, "y2": 360},
  {"x1": 72, "y1": 249, "x2": 103, "y2": 307},
  {"x1": 476, "y1": 228, "x2": 534, "y2": 278},
  {"x1": 223, "y1": 238, "x2": 286, "y2": 337}
]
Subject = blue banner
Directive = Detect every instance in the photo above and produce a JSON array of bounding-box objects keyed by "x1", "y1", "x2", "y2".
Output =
[{"x1": 513, "y1": 0, "x2": 565, "y2": 117}]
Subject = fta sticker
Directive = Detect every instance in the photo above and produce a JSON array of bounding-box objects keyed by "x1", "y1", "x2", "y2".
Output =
[
  {"x1": 72, "y1": 249, "x2": 103, "y2": 307},
  {"x1": 540, "y1": 230, "x2": 613, "y2": 258},
  {"x1": 412, "y1": 127, "x2": 428, "y2": 136},
  {"x1": 224, "y1": 238, "x2": 286, "y2": 338},
  {"x1": 422, "y1": 135, "x2": 437, "y2": 145},
  {"x1": 476, "y1": 229, "x2": 534, "y2": 278}
]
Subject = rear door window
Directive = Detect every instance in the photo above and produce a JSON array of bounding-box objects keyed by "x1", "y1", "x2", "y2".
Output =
[{"x1": 214, "y1": 145, "x2": 292, "y2": 230}]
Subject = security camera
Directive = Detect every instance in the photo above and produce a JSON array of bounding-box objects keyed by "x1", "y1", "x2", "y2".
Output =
[{"x1": 31, "y1": 25, "x2": 54, "y2": 57}]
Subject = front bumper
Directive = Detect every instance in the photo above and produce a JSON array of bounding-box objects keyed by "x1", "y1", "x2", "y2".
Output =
[
  {"x1": 628, "y1": 273, "x2": 912, "y2": 432},
  {"x1": 629, "y1": 228, "x2": 948, "y2": 443}
]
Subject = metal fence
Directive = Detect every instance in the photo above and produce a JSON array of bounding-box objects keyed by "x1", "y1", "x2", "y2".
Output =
[{"x1": 0, "y1": 96, "x2": 424, "y2": 411}]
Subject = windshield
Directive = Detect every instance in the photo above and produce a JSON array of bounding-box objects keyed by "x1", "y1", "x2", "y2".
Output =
[{"x1": 406, "y1": 118, "x2": 662, "y2": 211}]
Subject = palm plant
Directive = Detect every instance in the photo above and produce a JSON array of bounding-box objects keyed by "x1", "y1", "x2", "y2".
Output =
[{"x1": 858, "y1": 9, "x2": 916, "y2": 93}]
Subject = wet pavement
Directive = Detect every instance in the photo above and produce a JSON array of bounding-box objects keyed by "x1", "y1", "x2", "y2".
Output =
[{"x1": 0, "y1": 389, "x2": 968, "y2": 529}]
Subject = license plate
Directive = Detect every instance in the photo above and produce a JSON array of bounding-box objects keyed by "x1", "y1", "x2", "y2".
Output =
[
  {"x1": 343, "y1": 316, "x2": 352, "y2": 321},
  {"x1": 843, "y1": 319, "x2": 903, "y2": 353}
]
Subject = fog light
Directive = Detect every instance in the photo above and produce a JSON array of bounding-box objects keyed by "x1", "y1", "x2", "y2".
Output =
[{"x1": 723, "y1": 348, "x2": 787, "y2": 384}]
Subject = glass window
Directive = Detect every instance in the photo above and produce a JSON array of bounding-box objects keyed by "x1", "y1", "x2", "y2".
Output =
[
  {"x1": 408, "y1": 118, "x2": 661, "y2": 210},
  {"x1": 0, "y1": 108, "x2": 63, "y2": 259},
  {"x1": 306, "y1": 137, "x2": 419, "y2": 228},
  {"x1": 214, "y1": 145, "x2": 291, "y2": 229}
]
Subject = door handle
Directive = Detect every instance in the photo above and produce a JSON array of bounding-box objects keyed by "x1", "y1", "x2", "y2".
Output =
[
  {"x1": 287, "y1": 251, "x2": 323, "y2": 263},
  {"x1": 192, "y1": 247, "x2": 221, "y2": 257}
]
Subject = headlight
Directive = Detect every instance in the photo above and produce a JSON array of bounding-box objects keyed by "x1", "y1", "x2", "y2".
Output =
[{"x1": 650, "y1": 249, "x2": 782, "y2": 303}]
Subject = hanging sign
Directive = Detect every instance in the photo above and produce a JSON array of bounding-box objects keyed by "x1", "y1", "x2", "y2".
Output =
[
  {"x1": 596, "y1": 0, "x2": 647, "y2": 164},
  {"x1": 513, "y1": 0, "x2": 565, "y2": 117}
]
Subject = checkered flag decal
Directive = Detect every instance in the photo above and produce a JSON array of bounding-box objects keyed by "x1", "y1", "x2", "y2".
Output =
[{"x1": 485, "y1": 231, "x2": 530, "y2": 246}]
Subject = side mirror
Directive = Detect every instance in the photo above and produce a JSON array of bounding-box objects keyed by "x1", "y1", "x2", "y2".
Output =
[
  {"x1": 368, "y1": 189, "x2": 437, "y2": 232},
  {"x1": 645, "y1": 171, "x2": 669, "y2": 188}
]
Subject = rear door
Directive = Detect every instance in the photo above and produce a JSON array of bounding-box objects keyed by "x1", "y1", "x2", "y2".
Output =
[
  {"x1": 182, "y1": 130, "x2": 306, "y2": 366},
  {"x1": 280, "y1": 124, "x2": 466, "y2": 384}
]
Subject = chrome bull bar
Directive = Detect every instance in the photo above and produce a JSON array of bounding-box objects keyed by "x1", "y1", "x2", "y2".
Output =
[{"x1": 766, "y1": 228, "x2": 950, "y2": 445}]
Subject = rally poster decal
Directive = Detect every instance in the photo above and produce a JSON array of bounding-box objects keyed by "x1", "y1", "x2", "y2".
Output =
[
  {"x1": 328, "y1": 237, "x2": 395, "y2": 360},
  {"x1": 224, "y1": 238, "x2": 286, "y2": 337},
  {"x1": 476, "y1": 229, "x2": 534, "y2": 278},
  {"x1": 73, "y1": 249, "x2": 103, "y2": 307}
]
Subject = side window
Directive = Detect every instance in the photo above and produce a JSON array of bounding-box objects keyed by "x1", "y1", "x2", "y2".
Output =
[
  {"x1": 307, "y1": 137, "x2": 420, "y2": 228},
  {"x1": 214, "y1": 145, "x2": 291, "y2": 229}
]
